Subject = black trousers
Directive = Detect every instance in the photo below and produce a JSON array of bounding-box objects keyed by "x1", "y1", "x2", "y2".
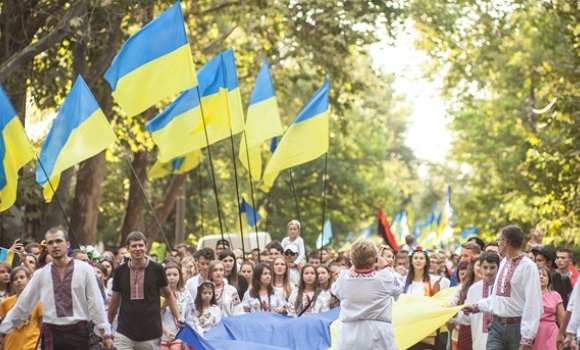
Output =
[{"x1": 41, "y1": 327, "x2": 90, "y2": 350}]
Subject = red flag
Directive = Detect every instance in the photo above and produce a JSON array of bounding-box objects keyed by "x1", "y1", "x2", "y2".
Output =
[{"x1": 378, "y1": 206, "x2": 399, "y2": 251}]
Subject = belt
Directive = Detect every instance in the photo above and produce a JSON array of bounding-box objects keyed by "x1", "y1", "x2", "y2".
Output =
[
  {"x1": 492, "y1": 315, "x2": 522, "y2": 324},
  {"x1": 41, "y1": 321, "x2": 89, "y2": 350}
]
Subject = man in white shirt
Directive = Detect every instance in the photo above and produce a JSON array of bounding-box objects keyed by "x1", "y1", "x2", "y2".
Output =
[
  {"x1": 0, "y1": 227, "x2": 113, "y2": 350},
  {"x1": 463, "y1": 225, "x2": 543, "y2": 350}
]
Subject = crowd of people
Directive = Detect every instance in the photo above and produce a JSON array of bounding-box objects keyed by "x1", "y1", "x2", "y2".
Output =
[{"x1": 0, "y1": 221, "x2": 578, "y2": 349}]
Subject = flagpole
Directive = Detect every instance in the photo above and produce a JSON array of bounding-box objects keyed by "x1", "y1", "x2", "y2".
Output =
[
  {"x1": 34, "y1": 154, "x2": 82, "y2": 248},
  {"x1": 319, "y1": 153, "x2": 329, "y2": 255},
  {"x1": 241, "y1": 131, "x2": 261, "y2": 262},
  {"x1": 194, "y1": 85, "x2": 225, "y2": 242},
  {"x1": 288, "y1": 168, "x2": 302, "y2": 231},
  {"x1": 220, "y1": 53, "x2": 246, "y2": 258},
  {"x1": 119, "y1": 146, "x2": 173, "y2": 252}
]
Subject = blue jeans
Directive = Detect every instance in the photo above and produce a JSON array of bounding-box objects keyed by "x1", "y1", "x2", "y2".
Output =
[{"x1": 486, "y1": 321, "x2": 521, "y2": 350}]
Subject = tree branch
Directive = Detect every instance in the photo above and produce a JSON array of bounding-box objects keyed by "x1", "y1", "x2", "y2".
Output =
[
  {"x1": 202, "y1": 24, "x2": 238, "y2": 55},
  {"x1": 0, "y1": 0, "x2": 85, "y2": 82}
]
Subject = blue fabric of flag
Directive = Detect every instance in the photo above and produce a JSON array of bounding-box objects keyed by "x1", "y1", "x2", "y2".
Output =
[{"x1": 239, "y1": 198, "x2": 262, "y2": 227}]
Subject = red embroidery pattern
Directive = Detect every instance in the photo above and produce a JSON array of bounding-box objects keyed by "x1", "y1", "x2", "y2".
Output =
[
  {"x1": 482, "y1": 281, "x2": 492, "y2": 333},
  {"x1": 348, "y1": 271, "x2": 376, "y2": 279},
  {"x1": 130, "y1": 267, "x2": 145, "y2": 300},
  {"x1": 495, "y1": 255, "x2": 524, "y2": 297},
  {"x1": 51, "y1": 259, "x2": 75, "y2": 317},
  {"x1": 231, "y1": 292, "x2": 241, "y2": 306}
]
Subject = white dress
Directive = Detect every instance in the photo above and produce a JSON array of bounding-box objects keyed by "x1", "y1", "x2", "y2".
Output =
[
  {"x1": 286, "y1": 289, "x2": 330, "y2": 317},
  {"x1": 273, "y1": 284, "x2": 296, "y2": 301},
  {"x1": 332, "y1": 268, "x2": 401, "y2": 350},
  {"x1": 215, "y1": 284, "x2": 244, "y2": 317},
  {"x1": 406, "y1": 274, "x2": 441, "y2": 296},
  {"x1": 160, "y1": 290, "x2": 198, "y2": 340},
  {"x1": 241, "y1": 289, "x2": 286, "y2": 313},
  {"x1": 196, "y1": 305, "x2": 222, "y2": 334}
]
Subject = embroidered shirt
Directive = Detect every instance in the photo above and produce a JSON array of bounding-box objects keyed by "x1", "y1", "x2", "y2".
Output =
[{"x1": 474, "y1": 255, "x2": 543, "y2": 346}]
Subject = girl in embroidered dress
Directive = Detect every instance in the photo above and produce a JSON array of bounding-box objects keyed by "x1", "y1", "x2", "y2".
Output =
[
  {"x1": 207, "y1": 260, "x2": 244, "y2": 317},
  {"x1": 219, "y1": 249, "x2": 248, "y2": 297},
  {"x1": 161, "y1": 263, "x2": 197, "y2": 350},
  {"x1": 271, "y1": 257, "x2": 295, "y2": 301},
  {"x1": 332, "y1": 238, "x2": 401, "y2": 349},
  {"x1": 0, "y1": 267, "x2": 42, "y2": 350},
  {"x1": 242, "y1": 263, "x2": 286, "y2": 313},
  {"x1": 533, "y1": 266, "x2": 564, "y2": 350},
  {"x1": 194, "y1": 282, "x2": 222, "y2": 334},
  {"x1": 450, "y1": 255, "x2": 482, "y2": 350},
  {"x1": 287, "y1": 264, "x2": 330, "y2": 317},
  {"x1": 404, "y1": 247, "x2": 441, "y2": 296},
  {"x1": 195, "y1": 282, "x2": 222, "y2": 334},
  {"x1": 0, "y1": 262, "x2": 12, "y2": 302},
  {"x1": 281, "y1": 220, "x2": 306, "y2": 266}
]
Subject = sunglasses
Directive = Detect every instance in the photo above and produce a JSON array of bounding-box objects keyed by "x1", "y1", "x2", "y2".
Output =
[{"x1": 284, "y1": 251, "x2": 297, "y2": 256}]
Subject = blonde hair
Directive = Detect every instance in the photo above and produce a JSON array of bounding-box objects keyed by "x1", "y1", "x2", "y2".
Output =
[{"x1": 350, "y1": 239, "x2": 377, "y2": 269}]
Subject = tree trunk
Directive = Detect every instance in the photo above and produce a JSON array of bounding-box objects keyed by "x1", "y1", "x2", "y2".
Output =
[
  {"x1": 120, "y1": 150, "x2": 148, "y2": 244},
  {"x1": 144, "y1": 174, "x2": 187, "y2": 247}
]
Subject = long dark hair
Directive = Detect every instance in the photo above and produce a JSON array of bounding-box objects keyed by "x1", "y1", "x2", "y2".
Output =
[
  {"x1": 295, "y1": 264, "x2": 320, "y2": 313},
  {"x1": 405, "y1": 249, "x2": 431, "y2": 289},
  {"x1": 317, "y1": 265, "x2": 331, "y2": 291},
  {"x1": 250, "y1": 263, "x2": 274, "y2": 299},
  {"x1": 457, "y1": 256, "x2": 480, "y2": 305},
  {"x1": 195, "y1": 282, "x2": 217, "y2": 312},
  {"x1": 218, "y1": 249, "x2": 239, "y2": 288}
]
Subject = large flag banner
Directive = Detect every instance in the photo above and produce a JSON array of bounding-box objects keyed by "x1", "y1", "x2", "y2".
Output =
[
  {"x1": 147, "y1": 150, "x2": 203, "y2": 180},
  {"x1": 104, "y1": 2, "x2": 197, "y2": 117},
  {"x1": 36, "y1": 76, "x2": 116, "y2": 202},
  {"x1": 378, "y1": 206, "x2": 399, "y2": 251},
  {"x1": 0, "y1": 85, "x2": 34, "y2": 211},
  {"x1": 239, "y1": 60, "x2": 283, "y2": 181},
  {"x1": 259, "y1": 137, "x2": 279, "y2": 193},
  {"x1": 460, "y1": 226, "x2": 478, "y2": 240},
  {"x1": 262, "y1": 79, "x2": 330, "y2": 189}
]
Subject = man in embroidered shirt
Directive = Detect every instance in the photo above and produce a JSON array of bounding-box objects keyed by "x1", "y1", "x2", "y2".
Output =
[
  {"x1": 463, "y1": 225, "x2": 543, "y2": 350},
  {"x1": 108, "y1": 231, "x2": 184, "y2": 350},
  {"x1": 0, "y1": 227, "x2": 113, "y2": 350}
]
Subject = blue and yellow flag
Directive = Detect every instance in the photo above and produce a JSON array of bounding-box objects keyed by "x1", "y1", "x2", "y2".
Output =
[
  {"x1": 36, "y1": 76, "x2": 117, "y2": 202},
  {"x1": 146, "y1": 49, "x2": 244, "y2": 162},
  {"x1": 0, "y1": 248, "x2": 14, "y2": 265},
  {"x1": 259, "y1": 137, "x2": 279, "y2": 193},
  {"x1": 239, "y1": 198, "x2": 262, "y2": 228},
  {"x1": 195, "y1": 49, "x2": 244, "y2": 138},
  {"x1": 262, "y1": 79, "x2": 330, "y2": 188},
  {"x1": 104, "y1": 2, "x2": 197, "y2": 117},
  {"x1": 239, "y1": 60, "x2": 283, "y2": 181},
  {"x1": 0, "y1": 86, "x2": 34, "y2": 211},
  {"x1": 148, "y1": 150, "x2": 203, "y2": 180},
  {"x1": 316, "y1": 219, "x2": 333, "y2": 249},
  {"x1": 437, "y1": 185, "x2": 452, "y2": 240},
  {"x1": 146, "y1": 88, "x2": 203, "y2": 163}
]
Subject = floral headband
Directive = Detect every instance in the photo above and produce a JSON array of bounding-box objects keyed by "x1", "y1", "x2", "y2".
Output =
[
  {"x1": 411, "y1": 246, "x2": 429, "y2": 257},
  {"x1": 287, "y1": 219, "x2": 301, "y2": 229}
]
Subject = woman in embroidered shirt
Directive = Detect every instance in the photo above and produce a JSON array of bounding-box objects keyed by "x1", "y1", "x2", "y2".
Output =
[
  {"x1": 533, "y1": 266, "x2": 564, "y2": 350},
  {"x1": 332, "y1": 238, "x2": 401, "y2": 349},
  {"x1": 207, "y1": 260, "x2": 244, "y2": 317},
  {"x1": 161, "y1": 262, "x2": 197, "y2": 350},
  {"x1": 242, "y1": 263, "x2": 286, "y2": 313},
  {"x1": 271, "y1": 257, "x2": 295, "y2": 301},
  {"x1": 194, "y1": 282, "x2": 222, "y2": 334},
  {"x1": 404, "y1": 247, "x2": 441, "y2": 296},
  {"x1": 0, "y1": 267, "x2": 42, "y2": 350},
  {"x1": 450, "y1": 256, "x2": 482, "y2": 350},
  {"x1": 287, "y1": 264, "x2": 330, "y2": 317}
]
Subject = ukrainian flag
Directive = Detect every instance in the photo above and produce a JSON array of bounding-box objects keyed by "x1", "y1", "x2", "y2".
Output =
[
  {"x1": 0, "y1": 248, "x2": 14, "y2": 264},
  {"x1": 36, "y1": 76, "x2": 117, "y2": 202},
  {"x1": 195, "y1": 49, "x2": 244, "y2": 137},
  {"x1": 148, "y1": 150, "x2": 203, "y2": 180},
  {"x1": 146, "y1": 88, "x2": 203, "y2": 163},
  {"x1": 258, "y1": 137, "x2": 278, "y2": 193},
  {"x1": 239, "y1": 60, "x2": 283, "y2": 181},
  {"x1": 239, "y1": 198, "x2": 262, "y2": 228},
  {"x1": 0, "y1": 85, "x2": 34, "y2": 211},
  {"x1": 104, "y1": 2, "x2": 197, "y2": 117},
  {"x1": 262, "y1": 79, "x2": 330, "y2": 189},
  {"x1": 145, "y1": 49, "x2": 244, "y2": 163}
]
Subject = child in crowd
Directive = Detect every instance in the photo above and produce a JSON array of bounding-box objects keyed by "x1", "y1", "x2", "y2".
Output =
[
  {"x1": 287, "y1": 264, "x2": 330, "y2": 317},
  {"x1": 0, "y1": 262, "x2": 12, "y2": 302},
  {"x1": 281, "y1": 220, "x2": 306, "y2": 265},
  {"x1": 161, "y1": 263, "x2": 196, "y2": 350},
  {"x1": 0, "y1": 267, "x2": 42, "y2": 350},
  {"x1": 194, "y1": 282, "x2": 222, "y2": 334},
  {"x1": 242, "y1": 264, "x2": 286, "y2": 313}
]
